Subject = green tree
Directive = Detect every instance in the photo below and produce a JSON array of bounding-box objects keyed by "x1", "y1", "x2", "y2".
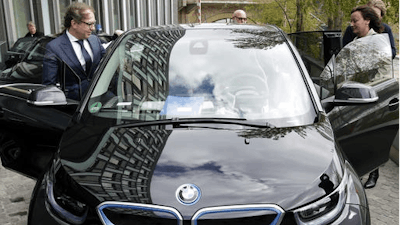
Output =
[{"x1": 248, "y1": 0, "x2": 399, "y2": 32}]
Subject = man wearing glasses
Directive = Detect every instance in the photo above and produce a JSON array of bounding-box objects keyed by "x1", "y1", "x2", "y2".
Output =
[
  {"x1": 43, "y1": 2, "x2": 106, "y2": 100},
  {"x1": 232, "y1": 10, "x2": 247, "y2": 24}
]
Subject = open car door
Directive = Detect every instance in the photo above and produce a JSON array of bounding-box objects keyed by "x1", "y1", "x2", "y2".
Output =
[
  {"x1": 0, "y1": 56, "x2": 80, "y2": 179},
  {"x1": 318, "y1": 33, "x2": 399, "y2": 176}
]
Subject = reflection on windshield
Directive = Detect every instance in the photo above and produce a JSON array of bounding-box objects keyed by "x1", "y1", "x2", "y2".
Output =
[{"x1": 89, "y1": 26, "x2": 316, "y2": 127}]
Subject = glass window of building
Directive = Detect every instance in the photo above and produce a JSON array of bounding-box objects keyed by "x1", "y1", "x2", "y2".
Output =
[
  {"x1": 157, "y1": 0, "x2": 165, "y2": 25},
  {"x1": 130, "y1": 0, "x2": 137, "y2": 28},
  {"x1": 113, "y1": 0, "x2": 121, "y2": 31},
  {"x1": 12, "y1": 0, "x2": 31, "y2": 38}
]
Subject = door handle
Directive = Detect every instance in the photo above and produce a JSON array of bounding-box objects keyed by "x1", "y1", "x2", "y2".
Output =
[{"x1": 388, "y1": 98, "x2": 399, "y2": 111}]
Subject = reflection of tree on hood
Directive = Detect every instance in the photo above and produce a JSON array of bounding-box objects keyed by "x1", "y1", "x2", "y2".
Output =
[{"x1": 238, "y1": 114, "x2": 333, "y2": 141}]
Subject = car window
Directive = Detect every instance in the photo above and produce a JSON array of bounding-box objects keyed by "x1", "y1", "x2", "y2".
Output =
[
  {"x1": 89, "y1": 27, "x2": 317, "y2": 127},
  {"x1": 26, "y1": 38, "x2": 52, "y2": 61},
  {"x1": 320, "y1": 33, "x2": 393, "y2": 96},
  {"x1": 9, "y1": 37, "x2": 36, "y2": 53}
]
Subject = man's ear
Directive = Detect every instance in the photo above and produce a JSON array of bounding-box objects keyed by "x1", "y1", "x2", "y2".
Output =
[{"x1": 71, "y1": 19, "x2": 78, "y2": 27}]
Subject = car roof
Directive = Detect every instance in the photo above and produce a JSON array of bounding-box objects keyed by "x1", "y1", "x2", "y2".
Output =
[
  {"x1": 123, "y1": 23, "x2": 283, "y2": 37},
  {"x1": 180, "y1": 22, "x2": 281, "y2": 31}
]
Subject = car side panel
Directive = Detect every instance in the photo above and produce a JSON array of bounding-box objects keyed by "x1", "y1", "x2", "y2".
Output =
[{"x1": 328, "y1": 78, "x2": 399, "y2": 176}]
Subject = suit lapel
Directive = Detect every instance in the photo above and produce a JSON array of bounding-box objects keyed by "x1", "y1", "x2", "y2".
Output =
[
  {"x1": 88, "y1": 36, "x2": 100, "y2": 63},
  {"x1": 59, "y1": 33, "x2": 86, "y2": 75}
]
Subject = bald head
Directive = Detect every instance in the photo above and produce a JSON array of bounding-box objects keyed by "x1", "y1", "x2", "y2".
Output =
[{"x1": 232, "y1": 9, "x2": 247, "y2": 24}]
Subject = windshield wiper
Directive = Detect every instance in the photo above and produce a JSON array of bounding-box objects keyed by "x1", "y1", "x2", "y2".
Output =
[{"x1": 116, "y1": 117, "x2": 275, "y2": 129}]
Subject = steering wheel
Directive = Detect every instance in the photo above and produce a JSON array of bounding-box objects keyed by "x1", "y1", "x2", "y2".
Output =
[{"x1": 224, "y1": 74, "x2": 267, "y2": 96}]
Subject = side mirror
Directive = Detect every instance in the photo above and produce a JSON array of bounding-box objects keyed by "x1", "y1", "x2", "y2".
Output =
[
  {"x1": 334, "y1": 82, "x2": 378, "y2": 104},
  {"x1": 27, "y1": 85, "x2": 67, "y2": 106}
]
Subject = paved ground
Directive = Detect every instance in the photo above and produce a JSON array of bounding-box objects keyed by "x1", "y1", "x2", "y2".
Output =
[
  {"x1": 362, "y1": 159, "x2": 399, "y2": 225},
  {"x1": 0, "y1": 167, "x2": 34, "y2": 225},
  {"x1": 0, "y1": 58, "x2": 398, "y2": 225}
]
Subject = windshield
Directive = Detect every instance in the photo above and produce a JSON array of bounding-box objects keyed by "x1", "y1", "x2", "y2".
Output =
[
  {"x1": 89, "y1": 25, "x2": 316, "y2": 127},
  {"x1": 9, "y1": 37, "x2": 36, "y2": 53}
]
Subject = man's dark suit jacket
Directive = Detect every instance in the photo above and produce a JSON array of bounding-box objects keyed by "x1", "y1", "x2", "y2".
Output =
[
  {"x1": 25, "y1": 31, "x2": 44, "y2": 38},
  {"x1": 42, "y1": 32, "x2": 106, "y2": 100}
]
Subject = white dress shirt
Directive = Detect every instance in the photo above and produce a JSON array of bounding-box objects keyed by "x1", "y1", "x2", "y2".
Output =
[{"x1": 66, "y1": 29, "x2": 94, "y2": 71}]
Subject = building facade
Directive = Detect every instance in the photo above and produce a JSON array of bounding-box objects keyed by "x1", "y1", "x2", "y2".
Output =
[
  {"x1": 0, "y1": 0, "x2": 256, "y2": 69},
  {"x1": 0, "y1": 0, "x2": 178, "y2": 68}
]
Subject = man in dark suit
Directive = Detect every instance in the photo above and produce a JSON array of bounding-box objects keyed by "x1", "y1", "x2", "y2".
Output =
[{"x1": 42, "y1": 2, "x2": 106, "y2": 100}]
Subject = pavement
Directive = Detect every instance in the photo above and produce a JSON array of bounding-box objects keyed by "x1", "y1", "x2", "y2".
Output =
[{"x1": 0, "y1": 58, "x2": 398, "y2": 225}]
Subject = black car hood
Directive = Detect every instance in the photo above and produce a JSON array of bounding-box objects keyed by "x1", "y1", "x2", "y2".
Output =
[{"x1": 59, "y1": 119, "x2": 339, "y2": 216}]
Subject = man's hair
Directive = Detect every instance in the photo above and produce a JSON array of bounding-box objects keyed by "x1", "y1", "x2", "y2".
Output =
[
  {"x1": 27, "y1": 21, "x2": 35, "y2": 27},
  {"x1": 351, "y1": 5, "x2": 383, "y2": 33},
  {"x1": 367, "y1": 0, "x2": 387, "y2": 17},
  {"x1": 232, "y1": 9, "x2": 246, "y2": 18},
  {"x1": 63, "y1": 2, "x2": 95, "y2": 29}
]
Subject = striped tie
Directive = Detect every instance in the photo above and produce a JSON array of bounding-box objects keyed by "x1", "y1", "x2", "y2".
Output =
[{"x1": 76, "y1": 40, "x2": 92, "y2": 75}]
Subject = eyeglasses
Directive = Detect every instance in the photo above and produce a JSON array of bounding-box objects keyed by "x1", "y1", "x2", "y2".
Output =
[
  {"x1": 234, "y1": 17, "x2": 247, "y2": 21},
  {"x1": 81, "y1": 21, "x2": 96, "y2": 28}
]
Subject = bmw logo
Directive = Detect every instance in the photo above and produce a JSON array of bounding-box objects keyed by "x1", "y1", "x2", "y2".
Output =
[{"x1": 176, "y1": 184, "x2": 201, "y2": 205}]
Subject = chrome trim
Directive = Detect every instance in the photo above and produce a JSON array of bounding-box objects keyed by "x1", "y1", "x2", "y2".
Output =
[
  {"x1": 389, "y1": 101, "x2": 399, "y2": 107},
  {"x1": 334, "y1": 96, "x2": 379, "y2": 104},
  {"x1": 96, "y1": 201, "x2": 183, "y2": 225},
  {"x1": 96, "y1": 202, "x2": 286, "y2": 225},
  {"x1": 27, "y1": 100, "x2": 68, "y2": 106},
  {"x1": 192, "y1": 204, "x2": 285, "y2": 225},
  {"x1": 176, "y1": 183, "x2": 201, "y2": 205}
]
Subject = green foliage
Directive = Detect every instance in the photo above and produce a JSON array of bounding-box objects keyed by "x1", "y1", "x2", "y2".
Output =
[
  {"x1": 248, "y1": 0, "x2": 399, "y2": 32},
  {"x1": 384, "y1": 0, "x2": 399, "y2": 24},
  {"x1": 246, "y1": 0, "x2": 297, "y2": 33}
]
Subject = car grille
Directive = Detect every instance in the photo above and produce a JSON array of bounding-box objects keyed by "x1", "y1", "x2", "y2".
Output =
[{"x1": 97, "y1": 202, "x2": 285, "y2": 225}]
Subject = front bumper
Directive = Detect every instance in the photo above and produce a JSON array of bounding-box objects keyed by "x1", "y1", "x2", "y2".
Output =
[{"x1": 28, "y1": 167, "x2": 370, "y2": 225}]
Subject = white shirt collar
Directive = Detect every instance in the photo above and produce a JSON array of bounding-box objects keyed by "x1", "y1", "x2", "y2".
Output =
[
  {"x1": 66, "y1": 29, "x2": 79, "y2": 43},
  {"x1": 355, "y1": 28, "x2": 377, "y2": 40},
  {"x1": 366, "y1": 28, "x2": 377, "y2": 36}
]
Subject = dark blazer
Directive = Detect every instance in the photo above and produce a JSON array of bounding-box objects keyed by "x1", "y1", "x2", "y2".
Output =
[
  {"x1": 25, "y1": 31, "x2": 44, "y2": 38},
  {"x1": 342, "y1": 23, "x2": 396, "y2": 58},
  {"x1": 42, "y1": 32, "x2": 106, "y2": 100}
]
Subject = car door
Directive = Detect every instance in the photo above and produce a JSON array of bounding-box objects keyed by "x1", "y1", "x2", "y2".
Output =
[
  {"x1": 0, "y1": 51, "x2": 83, "y2": 178},
  {"x1": 321, "y1": 34, "x2": 399, "y2": 176},
  {"x1": 0, "y1": 84, "x2": 77, "y2": 178}
]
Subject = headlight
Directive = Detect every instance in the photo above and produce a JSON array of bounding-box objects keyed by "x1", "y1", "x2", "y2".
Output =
[
  {"x1": 45, "y1": 159, "x2": 88, "y2": 224},
  {"x1": 293, "y1": 170, "x2": 348, "y2": 225},
  {"x1": 293, "y1": 148, "x2": 348, "y2": 225}
]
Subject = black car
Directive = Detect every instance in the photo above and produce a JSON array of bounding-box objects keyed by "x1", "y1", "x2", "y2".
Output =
[
  {"x1": 4, "y1": 36, "x2": 37, "y2": 68},
  {"x1": 0, "y1": 35, "x2": 56, "y2": 85},
  {"x1": 0, "y1": 23, "x2": 398, "y2": 224}
]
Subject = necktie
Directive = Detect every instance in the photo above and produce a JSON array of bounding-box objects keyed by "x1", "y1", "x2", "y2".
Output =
[{"x1": 76, "y1": 40, "x2": 92, "y2": 75}]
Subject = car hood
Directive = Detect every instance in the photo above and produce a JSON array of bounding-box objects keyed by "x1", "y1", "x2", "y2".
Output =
[{"x1": 59, "y1": 119, "x2": 338, "y2": 217}]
